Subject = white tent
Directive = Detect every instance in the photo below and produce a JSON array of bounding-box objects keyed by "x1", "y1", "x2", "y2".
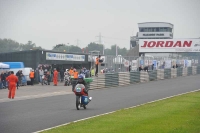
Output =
[{"x1": 0, "y1": 63, "x2": 10, "y2": 71}]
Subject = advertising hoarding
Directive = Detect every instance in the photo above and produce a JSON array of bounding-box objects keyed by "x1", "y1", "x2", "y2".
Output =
[
  {"x1": 46, "y1": 52, "x2": 85, "y2": 61},
  {"x1": 139, "y1": 39, "x2": 200, "y2": 53}
]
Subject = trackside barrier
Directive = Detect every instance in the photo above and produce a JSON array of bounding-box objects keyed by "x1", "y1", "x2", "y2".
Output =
[
  {"x1": 157, "y1": 69, "x2": 164, "y2": 80},
  {"x1": 88, "y1": 74, "x2": 105, "y2": 89},
  {"x1": 171, "y1": 68, "x2": 177, "y2": 78},
  {"x1": 182, "y1": 68, "x2": 187, "y2": 76},
  {"x1": 88, "y1": 66, "x2": 200, "y2": 90},
  {"x1": 177, "y1": 68, "x2": 183, "y2": 77},
  {"x1": 192, "y1": 66, "x2": 197, "y2": 75}
]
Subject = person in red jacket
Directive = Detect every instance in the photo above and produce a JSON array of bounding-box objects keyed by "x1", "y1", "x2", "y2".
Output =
[
  {"x1": 53, "y1": 68, "x2": 58, "y2": 86},
  {"x1": 6, "y1": 71, "x2": 18, "y2": 99}
]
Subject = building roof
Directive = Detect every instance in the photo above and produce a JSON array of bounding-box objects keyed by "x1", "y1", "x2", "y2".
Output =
[
  {"x1": 138, "y1": 22, "x2": 174, "y2": 26},
  {"x1": 0, "y1": 49, "x2": 90, "y2": 55}
]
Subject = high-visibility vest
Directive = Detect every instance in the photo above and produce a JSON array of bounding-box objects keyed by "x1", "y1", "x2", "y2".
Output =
[
  {"x1": 73, "y1": 72, "x2": 78, "y2": 79},
  {"x1": 91, "y1": 69, "x2": 95, "y2": 76},
  {"x1": 29, "y1": 72, "x2": 34, "y2": 78},
  {"x1": 95, "y1": 57, "x2": 99, "y2": 65},
  {"x1": 69, "y1": 69, "x2": 74, "y2": 75}
]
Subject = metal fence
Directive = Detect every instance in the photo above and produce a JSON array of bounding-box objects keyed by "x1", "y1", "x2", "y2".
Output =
[{"x1": 89, "y1": 55, "x2": 200, "y2": 73}]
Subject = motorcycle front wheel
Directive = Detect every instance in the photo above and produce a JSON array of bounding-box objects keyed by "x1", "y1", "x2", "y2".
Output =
[{"x1": 76, "y1": 96, "x2": 81, "y2": 110}]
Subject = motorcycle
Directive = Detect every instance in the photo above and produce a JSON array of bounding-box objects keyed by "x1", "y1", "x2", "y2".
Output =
[
  {"x1": 42, "y1": 75, "x2": 48, "y2": 85},
  {"x1": 74, "y1": 84, "x2": 92, "y2": 110},
  {"x1": 64, "y1": 75, "x2": 70, "y2": 86}
]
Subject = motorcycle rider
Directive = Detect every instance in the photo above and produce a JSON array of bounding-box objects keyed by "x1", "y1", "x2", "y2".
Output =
[
  {"x1": 64, "y1": 69, "x2": 70, "y2": 86},
  {"x1": 75, "y1": 75, "x2": 92, "y2": 101}
]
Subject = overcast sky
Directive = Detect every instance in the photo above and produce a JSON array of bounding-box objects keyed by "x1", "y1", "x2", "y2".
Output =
[{"x1": 0, "y1": 0, "x2": 199, "y2": 50}]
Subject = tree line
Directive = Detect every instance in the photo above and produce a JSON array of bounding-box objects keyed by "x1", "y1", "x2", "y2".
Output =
[
  {"x1": 0, "y1": 38, "x2": 129, "y2": 56},
  {"x1": 0, "y1": 39, "x2": 42, "y2": 53}
]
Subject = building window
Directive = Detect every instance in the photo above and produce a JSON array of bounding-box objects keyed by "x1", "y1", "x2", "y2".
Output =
[
  {"x1": 148, "y1": 28, "x2": 152, "y2": 32},
  {"x1": 169, "y1": 28, "x2": 172, "y2": 32},
  {"x1": 156, "y1": 28, "x2": 159, "y2": 32},
  {"x1": 144, "y1": 28, "x2": 148, "y2": 32},
  {"x1": 163, "y1": 27, "x2": 168, "y2": 32},
  {"x1": 131, "y1": 41, "x2": 137, "y2": 47},
  {"x1": 140, "y1": 28, "x2": 144, "y2": 32}
]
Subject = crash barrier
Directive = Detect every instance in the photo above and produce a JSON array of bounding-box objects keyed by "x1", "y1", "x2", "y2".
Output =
[{"x1": 88, "y1": 66, "x2": 200, "y2": 90}]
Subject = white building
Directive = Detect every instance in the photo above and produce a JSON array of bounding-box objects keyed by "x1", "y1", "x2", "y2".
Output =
[{"x1": 130, "y1": 22, "x2": 174, "y2": 49}]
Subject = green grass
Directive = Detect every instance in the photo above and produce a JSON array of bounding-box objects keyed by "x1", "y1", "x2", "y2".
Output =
[{"x1": 42, "y1": 91, "x2": 200, "y2": 133}]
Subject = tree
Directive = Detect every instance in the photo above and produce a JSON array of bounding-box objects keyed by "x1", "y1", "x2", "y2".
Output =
[
  {"x1": 104, "y1": 45, "x2": 128, "y2": 56},
  {"x1": 68, "y1": 45, "x2": 82, "y2": 53},
  {"x1": 19, "y1": 41, "x2": 37, "y2": 50},
  {"x1": 0, "y1": 39, "x2": 44, "y2": 53},
  {"x1": 52, "y1": 44, "x2": 82, "y2": 53},
  {"x1": 85, "y1": 42, "x2": 103, "y2": 54},
  {"x1": 0, "y1": 38, "x2": 20, "y2": 53}
]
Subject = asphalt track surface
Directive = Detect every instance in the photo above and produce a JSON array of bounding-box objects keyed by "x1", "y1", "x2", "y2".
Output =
[{"x1": 0, "y1": 75, "x2": 200, "y2": 133}]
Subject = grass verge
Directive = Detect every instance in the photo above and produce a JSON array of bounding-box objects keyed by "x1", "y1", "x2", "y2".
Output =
[{"x1": 42, "y1": 91, "x2": 200, "y2": 133}]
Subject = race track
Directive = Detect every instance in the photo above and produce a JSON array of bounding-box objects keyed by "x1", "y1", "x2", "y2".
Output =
[{"x1": 0, "y1": 75, "x2": 199, "y2": 133}]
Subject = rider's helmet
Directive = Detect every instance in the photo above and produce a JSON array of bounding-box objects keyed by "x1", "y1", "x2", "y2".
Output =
[{"x1": 78, "y1": 75, "x2": 84, "y2": 82}]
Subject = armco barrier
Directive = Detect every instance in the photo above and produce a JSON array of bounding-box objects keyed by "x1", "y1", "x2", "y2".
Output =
[{"x1": 88, "y1": 66, "x2": 200, "y2": 90}]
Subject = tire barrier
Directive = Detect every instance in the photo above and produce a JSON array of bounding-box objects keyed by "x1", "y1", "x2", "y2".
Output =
[{"x1": 88, "y1": 66, "x2": 200, "y2": 90}]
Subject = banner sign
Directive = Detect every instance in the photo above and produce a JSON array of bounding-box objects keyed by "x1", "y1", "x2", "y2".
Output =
[
  {"x1": 139, "y1": 39, "x2": 200, "y2": 52},
  {"x1": 46, "y1": 52, "x2": 85, "y2": 61},
  {"x1": 140, "y1": 60, "x2": 144, "y2": 65}
]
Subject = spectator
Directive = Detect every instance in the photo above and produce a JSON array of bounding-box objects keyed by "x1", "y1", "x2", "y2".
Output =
[
  {"x1": 152, "y1": 64, "x2": 154, "y2": 70},
  {"x1": 95, "y1": 55, "x2": 103, "y2": 76},
  {"x1": 90, "y1": 67, "x2": 95, "y2": 77},
  {"x1": 0, "y1": 75, "x2": 2, "y2": 89},
  {"x1": 69, "y1": 67, "x2": 74, "y2": 76},
  {"x1": 1, "y1": 71, "x2": 6, "y2": 89},
  {"x1": 6, "y1": 71, "x2": 18, "y2": 99},
  {"x1": 46, "y1": 71, "x2": 51, "y2": 85},
  {"x1": 144, "y1": 66, "x2": 149, "y2": 72},
  {"x1": 16, "y1": 70, "x2": 20, "y2": 89},
  {"x1": 129, "y1": 65, "x2": 131, "y2": 72},
  {"x1": 19, "y1": 70, "x2": 23, "y2": 86},
  {"x1": 53, "y1": 68, "x2": 58, "y2": 86},
  {"x1": 39, "y1": 67, "x2": 44, "y2": 84},
  {"x1": 60, "y1": 68, "x2": 64, "y2": 82},
  {"x1": 139, "y1": 66, "x2": 143, "y2": 71},
  {"x1": 29, "y1": 70, "x2": 35, "y2": 86}
]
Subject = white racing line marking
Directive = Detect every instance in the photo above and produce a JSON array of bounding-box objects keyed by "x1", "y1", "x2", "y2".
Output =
[
  {"x1": 33, "y1": 89, "x2": 200, "y2": 133},
  {"x1": 0, "y1": 91, "x2": 73, "y2": 103}
]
